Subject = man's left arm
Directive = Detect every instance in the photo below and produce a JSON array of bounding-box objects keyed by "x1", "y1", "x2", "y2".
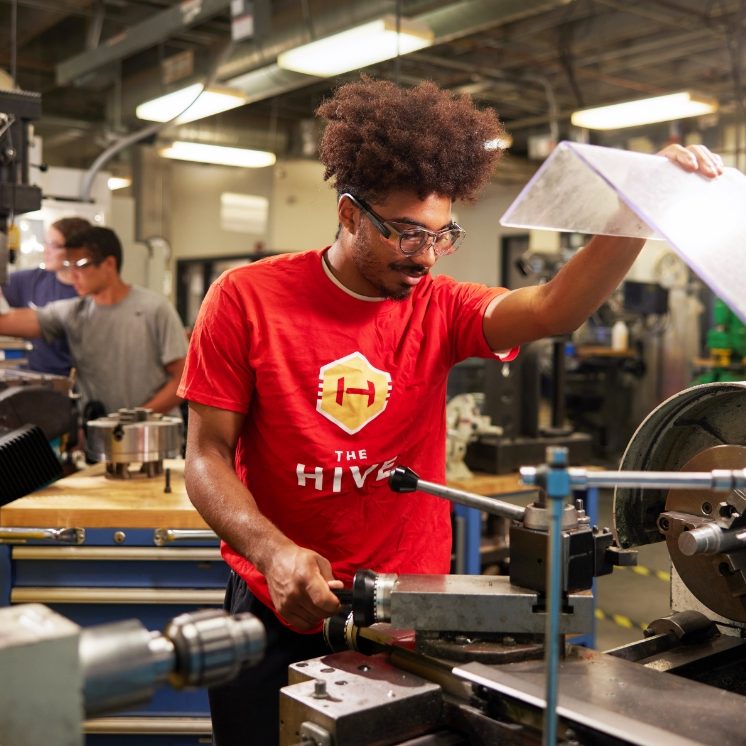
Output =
[
  {"x1": 482, "y1": 144, "x2": 723, "y2": 351},
  {"x1": 141, "y1": 356, "x2": 186, "y2": 413}
]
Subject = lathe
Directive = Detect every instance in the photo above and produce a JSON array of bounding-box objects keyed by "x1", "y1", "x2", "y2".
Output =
[
  {"x1": 279, "y1": 381, "x2": 746, "y2": 746},
  {"x1": 0, "y1": 604, "x2": 266, "y2": 746}
]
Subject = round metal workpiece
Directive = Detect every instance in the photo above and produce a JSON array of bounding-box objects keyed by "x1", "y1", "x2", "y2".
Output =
[
  {"x1": 659, "y1": 445, "x2": 746, "y2": 622},
  {"x1": 614, "y1": 382, "x2": 746, "y2": 549},
  {"x1": 86, "y1": 408, "x2": 183, "y2": 478},
  {"x1": 523, "y1": 502, "x2": 579, "y2": 531}
]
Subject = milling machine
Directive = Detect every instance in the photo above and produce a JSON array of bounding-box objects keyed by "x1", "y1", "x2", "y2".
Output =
[{"x1": 279, "y1": 381, "x2": 746, "y2": 746}]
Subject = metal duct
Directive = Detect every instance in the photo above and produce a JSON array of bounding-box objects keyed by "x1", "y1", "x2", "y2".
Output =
[
  {"x1": 221, "y1": 0, "x2": 573, "y2": 95},
  {"x1": 107, "y1": 0, "x2": 571, "y2": 116},
  {"x1": 56, "y1": 0, "x2": 233, "y2": 85}
]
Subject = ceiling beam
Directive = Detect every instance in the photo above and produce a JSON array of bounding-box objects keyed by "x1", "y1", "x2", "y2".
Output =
[{"x1": 56, "y1": 0, "x2": 231, "y2": 85}]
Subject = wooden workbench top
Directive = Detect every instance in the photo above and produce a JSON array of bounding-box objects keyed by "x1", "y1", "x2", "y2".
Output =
[
  {"x1": 0, "y1": 461, "x2": 535, "y2": 531},
  {"x1": 447, "y1": 471, "x2": 536, "y2": 498},
  {"x1": 0, "y1": 459, "x2": 210, "y2": 530}
]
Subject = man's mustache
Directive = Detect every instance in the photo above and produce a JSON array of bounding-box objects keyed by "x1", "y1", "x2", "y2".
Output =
[{"x1": 390, "y1": 263, "x2": 429, "y2": 275}]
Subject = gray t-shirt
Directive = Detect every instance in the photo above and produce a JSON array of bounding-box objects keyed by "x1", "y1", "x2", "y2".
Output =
[{"x1": 37, "y1": 286, "x2": 188, "y2": 414}]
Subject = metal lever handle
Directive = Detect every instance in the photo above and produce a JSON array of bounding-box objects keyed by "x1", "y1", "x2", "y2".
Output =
[{"x1": 390, "y1": 466, "x2": 527, "y2": 522}]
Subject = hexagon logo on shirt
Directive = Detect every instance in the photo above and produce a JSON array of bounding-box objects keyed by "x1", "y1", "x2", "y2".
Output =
[{"x1": 317, "y1": 352, "x2": 392, "y2": 434}]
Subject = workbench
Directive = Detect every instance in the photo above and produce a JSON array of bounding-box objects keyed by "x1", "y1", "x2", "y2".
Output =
[
  {"x1": 0, "y1": 458, "x2": 208, "y2": 530},
  {"x1": 0, "y1": 459, "x2": 224, "y2": 744}
]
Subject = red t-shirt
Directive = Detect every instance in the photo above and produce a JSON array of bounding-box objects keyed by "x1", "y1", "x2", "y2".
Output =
[{"x1": 178, "y1": 248, "x2": 516, "y2": 627}]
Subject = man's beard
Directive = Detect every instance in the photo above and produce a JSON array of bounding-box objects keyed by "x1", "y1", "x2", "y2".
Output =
[{"x1": 351, "y1": 232, "x2": 427, "y2": 300}]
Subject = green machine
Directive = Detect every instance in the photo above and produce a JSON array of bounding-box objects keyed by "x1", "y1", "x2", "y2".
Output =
[{"x1": 694, "y1": 298, "x2": 746, "y2": 384}]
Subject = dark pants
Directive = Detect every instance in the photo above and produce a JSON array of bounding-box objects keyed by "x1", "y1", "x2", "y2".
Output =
[{"x1": 209, "y1": 572, "x2": 330, "y2": 746}]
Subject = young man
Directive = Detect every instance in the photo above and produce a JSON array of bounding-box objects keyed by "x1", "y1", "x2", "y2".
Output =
[
  {"x1": 178, "y1": 78, "x2": 723, "y2": 744},
  {"x1": 1, "y1": 216, "x2": 89, "y2": 376},
  {"x1": 0, "y1": 226, "x2": 187, "y2": 416}
]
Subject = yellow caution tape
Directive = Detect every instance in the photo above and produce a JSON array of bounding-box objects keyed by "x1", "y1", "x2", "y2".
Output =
[
  {"x1": 595, "y1": 607, "x2": 647, "y2": 631},
  {"x1": 620, "y1": 564, "x2": 670, "y2": 583}
]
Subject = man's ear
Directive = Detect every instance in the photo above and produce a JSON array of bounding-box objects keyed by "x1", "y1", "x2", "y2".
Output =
[{"x1": 338, "y1": 195, "x2": 358, "y2": 235}]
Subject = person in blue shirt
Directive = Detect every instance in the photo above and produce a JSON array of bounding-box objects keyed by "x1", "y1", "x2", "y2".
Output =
[{"x1": 2, "y1": 216, "x2": 90, "y2": 376}]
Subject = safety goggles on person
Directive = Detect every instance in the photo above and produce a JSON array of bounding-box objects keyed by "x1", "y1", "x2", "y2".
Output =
[
  {"x1": 342, "y1": 193, "x2": 465, "y2": 257},
  {"x1": 61, "y1": 256, "x2": 101, "y2": 270}
]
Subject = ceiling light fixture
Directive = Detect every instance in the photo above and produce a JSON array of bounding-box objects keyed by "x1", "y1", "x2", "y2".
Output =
[
  {"x1": 107, "y1": 176, "x2": 132, "y2": 191},
  {"x1": 571, "y1": 91, "x2": 718, "y2": 130},
  {"x1": 276, "y1": 15, "x2": 434, "y2": 77},
  {"x1": 136, "y1": 84, "x2": 247, "y2": 124},
  {"x1": 159, "y1": 141, "x2": 277, "y2": 168}
]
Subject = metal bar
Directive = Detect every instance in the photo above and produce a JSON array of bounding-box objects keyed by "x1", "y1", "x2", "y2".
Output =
[
  {"x1": 10, "y1": 587, "x2": 224, "y2": 604},
  {"x1": 521, "y1": 467, "x2": 746, "y2": 491},
  {"x1": 0, "y1": 527, "x2": 85, "y2": 544},
  {"x1": 417, "y1": 0, "x2": 571, "y2": 44},
  {"x1": 11, "y1": 546, "x2": 220, "y2": 561},
  {"x1": 413, "y1": 477, "x2": 527, "y2": 521},
  {"x1": 541, "y1": 449, "x2": 570, "y2": 746},
  {"x1": 84, "y1": 716, "x2": 212, "y2": 734},
  {"x1": 678, "y1": 523, "x2": 746, "y2": 556},
  {"x1": 543, "y1": 490, "x2": 563, "y2": 746}
]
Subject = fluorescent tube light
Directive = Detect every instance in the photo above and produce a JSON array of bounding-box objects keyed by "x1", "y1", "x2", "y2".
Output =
[
  {"x1": 159, "y1": 141, "x2": 276, "y2": 168},
  {"x1": 136, "y1": 84, "x2": 247, "y2": 124},
  {"x1": 571, "y1": 91, "x2": 718, "y2": 130},
  {"x1": 276, "y1": 15, "x2": 433, "y2": 77}
]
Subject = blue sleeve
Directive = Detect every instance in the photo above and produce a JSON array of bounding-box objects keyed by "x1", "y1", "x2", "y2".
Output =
[{"x1": 2, "y1": 272, "x2": 27, "y2": 308}]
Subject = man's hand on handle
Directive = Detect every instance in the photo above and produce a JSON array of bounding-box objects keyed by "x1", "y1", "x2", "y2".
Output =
[{"x1": 264, "y1": 543, "x2": 343, "y2": 631}]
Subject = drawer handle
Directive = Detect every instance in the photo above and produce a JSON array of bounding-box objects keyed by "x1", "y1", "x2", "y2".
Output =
[
  {"x1": 84, "y1": 716, "x2": 212, "y2": 734},
  {"x1": 0, "y1": 527, "x2": 85, "y2": 544},
  {"x1": 153, "y1": 528, "x2": 217, "y2": 546},
  {"x1": 11, "y1": 587, "x2": 225, "y2": 604}
]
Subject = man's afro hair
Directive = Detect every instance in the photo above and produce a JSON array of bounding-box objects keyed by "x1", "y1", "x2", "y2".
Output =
[{"x1": 316, "y1": 76, "x2": 506, "y2": 204}]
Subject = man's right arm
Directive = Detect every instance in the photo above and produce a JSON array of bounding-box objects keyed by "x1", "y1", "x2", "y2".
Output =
[{"x1": 184, "y1": 401, "x2": 341, "y2": 630}]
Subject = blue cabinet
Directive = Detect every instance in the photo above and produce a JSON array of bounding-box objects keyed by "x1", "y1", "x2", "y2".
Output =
[{"x1": 0, "y1": 460, "x2": 228, "y2": 745}]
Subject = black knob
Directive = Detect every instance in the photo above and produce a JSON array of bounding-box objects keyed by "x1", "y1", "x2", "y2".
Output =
[
  {"x1": 352, "y1": 569, "x2": 379, "y2": 627},
  {"x1": 389, "y1": 466, "x2": 420, "y2": 493}
]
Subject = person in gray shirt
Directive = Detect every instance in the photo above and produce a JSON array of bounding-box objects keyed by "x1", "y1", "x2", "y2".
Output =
[{"x1": 0, "y1": 226, "x2": 187, "y2": 417}]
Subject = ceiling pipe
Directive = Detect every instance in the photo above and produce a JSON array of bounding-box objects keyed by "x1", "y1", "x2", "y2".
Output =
[
  {"x1": 220, "y1": 0, "x2": 572, "y2": 110},
  {"x1": 219, "y1": 0, "x2": 572, "y2": 82},
  {"x1": 114, "y1": 0, "x2": 570, "y2": 132},
  {"x1": 415, "y1": 53, "x2": 560, "y2": 140},
  {"x1": 79, "y1": 41, "x2": 235, "y2": 201}
]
